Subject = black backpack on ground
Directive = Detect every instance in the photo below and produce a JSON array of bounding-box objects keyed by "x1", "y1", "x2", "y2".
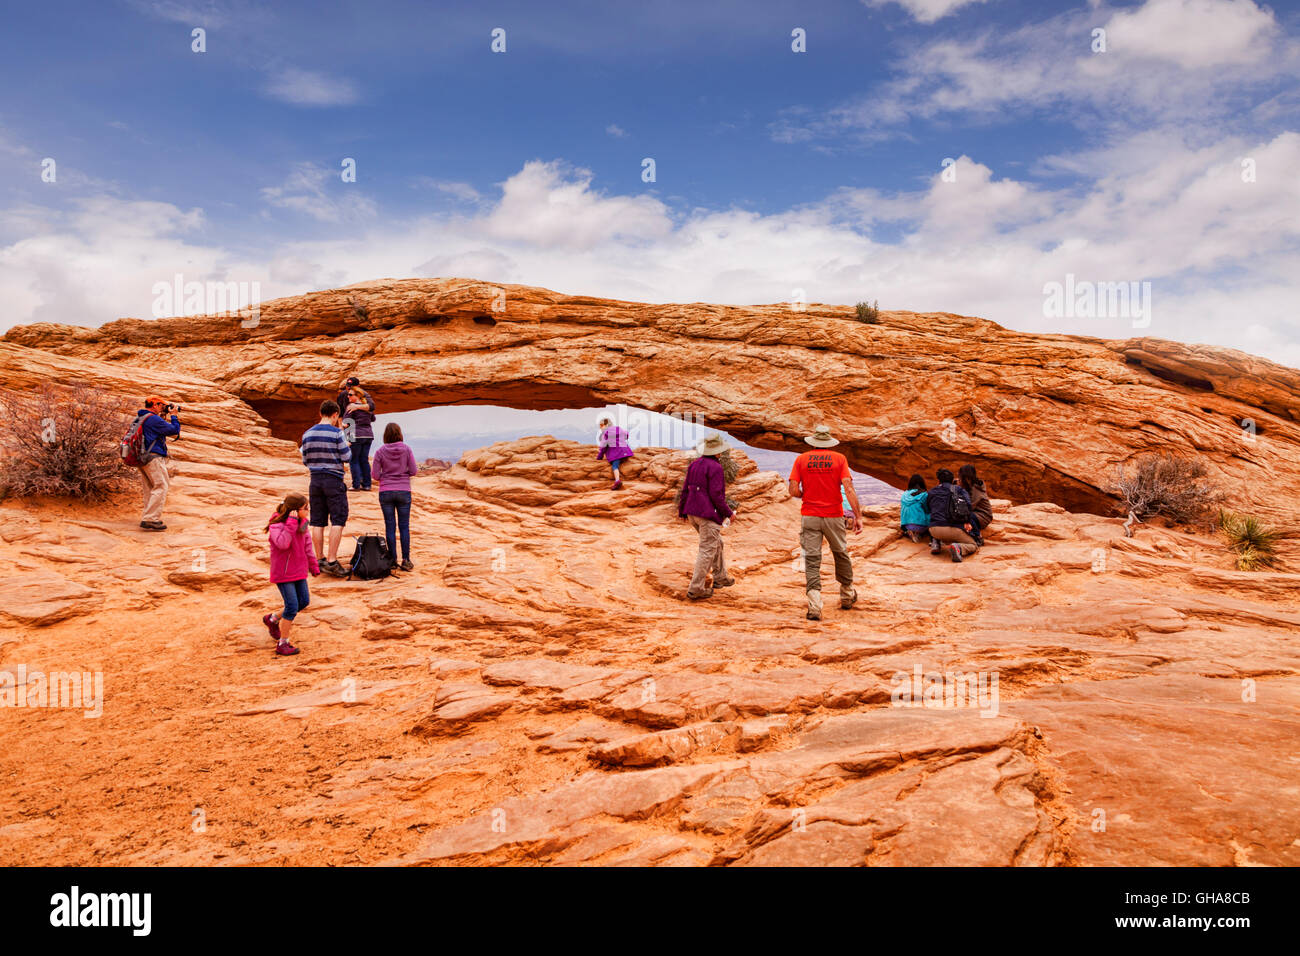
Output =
[
  {"x1": 347, "y1": 534, "x2": 393, "y2": 580},
  {"x1": 931, "y1": 482, "x2": 972, "y2": 526}
]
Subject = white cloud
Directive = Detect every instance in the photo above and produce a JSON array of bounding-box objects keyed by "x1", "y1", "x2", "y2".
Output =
[
  {"x1": 1099, "y1": 0, "x2": 1278, "y2": 68},
  {"x1": 261, "y1": 163, "x2": 376, "y2": 223},
  {"x1": 127, "y1": 0, "x2": 229, "y2": 26},
  {"x1": 606, "y1": 124, "x2": 628, "y2": 138},
  {"x1": 862, "y1": 0, "x2": 990, "y2": 24},
  {"x1": 412, "y1": 178, "x2": 482, "y2": 203},
  {"x1": 480, "y1": 160, "x2": 673, "y2": 250},
  {"x1": 789, "y1": 0, "x2": 1296, "y2": 142},
  {"x1": 263, "y1": 68, "x2": 359, "y2": 107},
  {"x1": 2, "y1": 140, "x2": 1298, "y2": 368}
]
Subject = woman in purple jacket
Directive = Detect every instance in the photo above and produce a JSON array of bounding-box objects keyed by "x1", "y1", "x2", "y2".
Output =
[
  {"x1": 596, "y1": 415, "x2": 634, "y2": 490},
  {"x1": 677, "y1": 434, "x2": 736, "y2": 600},
  {"x1": 371, "y1": 422, "x2": 419, "y2": 570}
]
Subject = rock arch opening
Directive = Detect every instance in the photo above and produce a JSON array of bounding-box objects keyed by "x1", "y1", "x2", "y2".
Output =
[{"x1": 353, "y1": 402, "x2": 902, "y2": 505}]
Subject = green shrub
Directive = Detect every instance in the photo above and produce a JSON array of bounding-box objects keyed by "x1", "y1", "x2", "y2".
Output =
[
  {"x1": 1218, "y1": 510, "x2": 1281, "y2": 571},
  {"x1": 855, "y1": 300, "x2": 880, "y2": 324}
]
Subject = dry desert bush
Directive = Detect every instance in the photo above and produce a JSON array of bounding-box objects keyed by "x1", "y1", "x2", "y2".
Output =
[
  {"x1": 0, "y1": 382, "x2": 130, "y2": 500},
  {"x1": 1114, "y1": 453, "x2": 1224, "y2": 526}
]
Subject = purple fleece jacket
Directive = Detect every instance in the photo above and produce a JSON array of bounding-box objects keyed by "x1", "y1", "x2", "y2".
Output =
[
  {"x1": 371, "y1": 441, "x2": 419, "y2": 492},
  {"x1": 597, "y1": 426, "x2": 634, "y2": 462},
  {"x1": 678, "y1": 456, "x2": 733, "y2": 522}
]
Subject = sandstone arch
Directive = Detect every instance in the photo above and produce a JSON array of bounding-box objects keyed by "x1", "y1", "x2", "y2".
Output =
[{"x1": 5, "y1": 277, "x2": 1299, "y2": 517}]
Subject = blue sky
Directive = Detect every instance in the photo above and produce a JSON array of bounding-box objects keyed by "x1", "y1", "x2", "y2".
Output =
[{"x1": 2, "y1": 0, "x2": 1300, "y2": 370}]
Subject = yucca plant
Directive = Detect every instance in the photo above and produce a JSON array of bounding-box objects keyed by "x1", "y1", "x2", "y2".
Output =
[{"x1": 1218, "y1": 510, "x2": 1281, "y2": 571}]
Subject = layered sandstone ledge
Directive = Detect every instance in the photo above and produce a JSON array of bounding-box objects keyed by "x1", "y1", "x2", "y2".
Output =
[
  {"x1": 1, "y1": 429, "x2": 1298, "y2": 866},
  {"x1": 5, "y1": 277, "x2": 1298, "y2": 517}
]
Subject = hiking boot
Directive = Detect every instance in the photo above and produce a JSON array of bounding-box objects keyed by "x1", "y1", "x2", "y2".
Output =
[
  {"x1": 949, "y1": 544, "x2": 964, "y2": 563},
  {"x1": 263, "y1": 613, "x2": 281, "y2": 641},
  {"x1": 929, "y1": 538, "x2": 942, "y2": 555},
  {"x1": 611, "y1": 478, "x2": 623, "y2": 490},
  {"x1": 276, "y1": 640, "x2": 300, "y2": 656},
  {"x1": 322, "y1": 560, "x2": 348, "y2": 577},
  {"x1": 839, "y1": 586, "x2": 858, "y2": 610},
  {"x1": 687, "y1": 589, "x2": 714, "y2": 600},
  {"x1": 399, "y1": 559, "x2": 414, "y2": 572},
  {"x1": 713, "y1": 576, "x2": 736, "y2": 588},
  {"x1": 806, "y1": 589, "x2": 823, "y2": 621},
  {"x1": 140, "y1": 520, "x2": 166, "y2": 531}
]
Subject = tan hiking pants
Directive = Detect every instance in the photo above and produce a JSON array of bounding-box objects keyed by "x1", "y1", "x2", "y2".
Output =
[
  {"x1": 929, "y1": 525, "x2": 980, "y2": 557},
  {"x1": 688, "y1": 515, "x2": 728, "y2": 597},
  {"x1": 140, "y1": 458, "x2": 170, "y2": 522},
  {"x1": 800, "y1": 516, "x2": 853, "y2": 593}
]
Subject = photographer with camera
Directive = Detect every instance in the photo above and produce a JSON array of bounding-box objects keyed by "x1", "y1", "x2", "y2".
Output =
[{"x1": 134, "y1": 396, "x2": 181, "y2": 531}]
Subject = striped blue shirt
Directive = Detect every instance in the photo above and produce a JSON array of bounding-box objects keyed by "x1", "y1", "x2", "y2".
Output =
[{"x1": 301, "y1": 423, "x2": 351, "y2": 475}]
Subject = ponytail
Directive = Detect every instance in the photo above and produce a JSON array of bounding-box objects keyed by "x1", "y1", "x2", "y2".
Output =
[{"x1": 266, "y1": 492, "x2": 308, "y2": 531}]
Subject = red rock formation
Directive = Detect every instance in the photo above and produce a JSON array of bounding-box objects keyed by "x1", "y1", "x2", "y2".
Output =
[
  {"x1": 6, "y1": 277, "x2": 1298, "y2": 517},
  {"x1": 1, "y1": 281, "x2": 1298, "y2": 868}
]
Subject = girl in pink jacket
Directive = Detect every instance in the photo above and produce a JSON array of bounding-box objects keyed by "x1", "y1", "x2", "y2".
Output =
[{"x1": 263, "y1": 492, "x2": 321, "y2": 656}]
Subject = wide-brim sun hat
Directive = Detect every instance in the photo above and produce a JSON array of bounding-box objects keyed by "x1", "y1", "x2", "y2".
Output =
[
  {"x1": 695, "y1": 434, "x2": 729, "y2": 457},
  {"x1": 804, "y1": 424, "x2": 839, "y2": 447}
]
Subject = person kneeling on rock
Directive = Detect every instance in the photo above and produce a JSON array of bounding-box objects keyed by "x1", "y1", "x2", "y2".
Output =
[
  {"x1": 927, "y1": 468, "x2": 979, "y2": 562},
  {"x1": 677, "y1": 434, "x2": 736, "y2": 600}
]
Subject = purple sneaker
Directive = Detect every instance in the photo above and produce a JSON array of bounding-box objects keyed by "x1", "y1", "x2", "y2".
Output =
[
  {"x1": 276, "y1": 640, "x2": 300, "y2": 656},
  {"x1": 263, "y1": 613, "x2": 281, "y2": 641}
]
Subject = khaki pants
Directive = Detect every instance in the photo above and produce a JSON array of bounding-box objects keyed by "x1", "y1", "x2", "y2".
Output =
[
  {"x1": 688, "y1": 515, "x2": 728, "y2": 597},
  {"x1": 139, "y1": 458, "x2": 170, "y2": 523},
  {"x1": 801, "y1": 516, "x2": 853, "y2": 593},
  {"x1": 929, "y1": 524, "x2": 979, "y2": 557}
]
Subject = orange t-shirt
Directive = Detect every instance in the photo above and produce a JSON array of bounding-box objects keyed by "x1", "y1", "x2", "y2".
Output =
[{"x1": 790, "y1": 450, "x2": 849, "y2": 517}]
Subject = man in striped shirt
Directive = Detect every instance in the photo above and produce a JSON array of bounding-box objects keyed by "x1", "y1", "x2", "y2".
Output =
[{"x1": 301, "y1": 400, "x2": 352, "y2": 575}]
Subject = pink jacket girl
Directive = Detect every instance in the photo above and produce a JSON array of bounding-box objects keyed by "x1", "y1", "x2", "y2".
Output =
[{"x1": 263, "y1": 492, "x2": 320, "y2": 656}]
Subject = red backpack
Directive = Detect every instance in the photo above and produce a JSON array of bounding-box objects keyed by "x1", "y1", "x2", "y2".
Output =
[{"x1": 119, "y1": 413, "x2": 156, "y2": 468}]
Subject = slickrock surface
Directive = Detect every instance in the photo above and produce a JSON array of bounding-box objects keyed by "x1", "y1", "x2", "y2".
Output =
[
  {"x1": 2, "y1": 422, "x2": 1298, "y2": 864},
  {"x1": 6, "y1": 277, "x2": 1300, "y2": 517},
  {"x1": 1, "y1": 283, "x2": 1298, "y2": 866}
]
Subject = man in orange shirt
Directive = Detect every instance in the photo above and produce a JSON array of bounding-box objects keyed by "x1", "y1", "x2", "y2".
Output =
[{"x1": 788, "y1": 424, "x2": 861, "y2": 621}]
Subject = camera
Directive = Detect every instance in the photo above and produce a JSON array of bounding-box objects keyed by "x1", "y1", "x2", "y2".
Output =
[{"x1": 165, "y1": 403, "x2": 182, "y2": 414}]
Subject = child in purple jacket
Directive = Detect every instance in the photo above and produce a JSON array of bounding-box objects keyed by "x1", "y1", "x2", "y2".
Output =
[
  {"x1": 596, "y1": 415, "x2": 634, "y2": 490},
  {"x1": 263, "y1": 492, "x2": 321, "y2": 656}
]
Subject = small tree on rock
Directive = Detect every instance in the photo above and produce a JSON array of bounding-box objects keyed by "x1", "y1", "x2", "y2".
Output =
[
  {"x1": 1113, "y1": 453, "x2": 1223, "y2": 527},
  {"x1": 0, "y1": 382, "x2": 130, "y2": 500}
]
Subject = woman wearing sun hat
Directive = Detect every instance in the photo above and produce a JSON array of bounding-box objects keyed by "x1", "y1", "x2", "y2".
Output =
[{"x1": 677, "y1": 433, "x2": 736, "y2": 600}]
